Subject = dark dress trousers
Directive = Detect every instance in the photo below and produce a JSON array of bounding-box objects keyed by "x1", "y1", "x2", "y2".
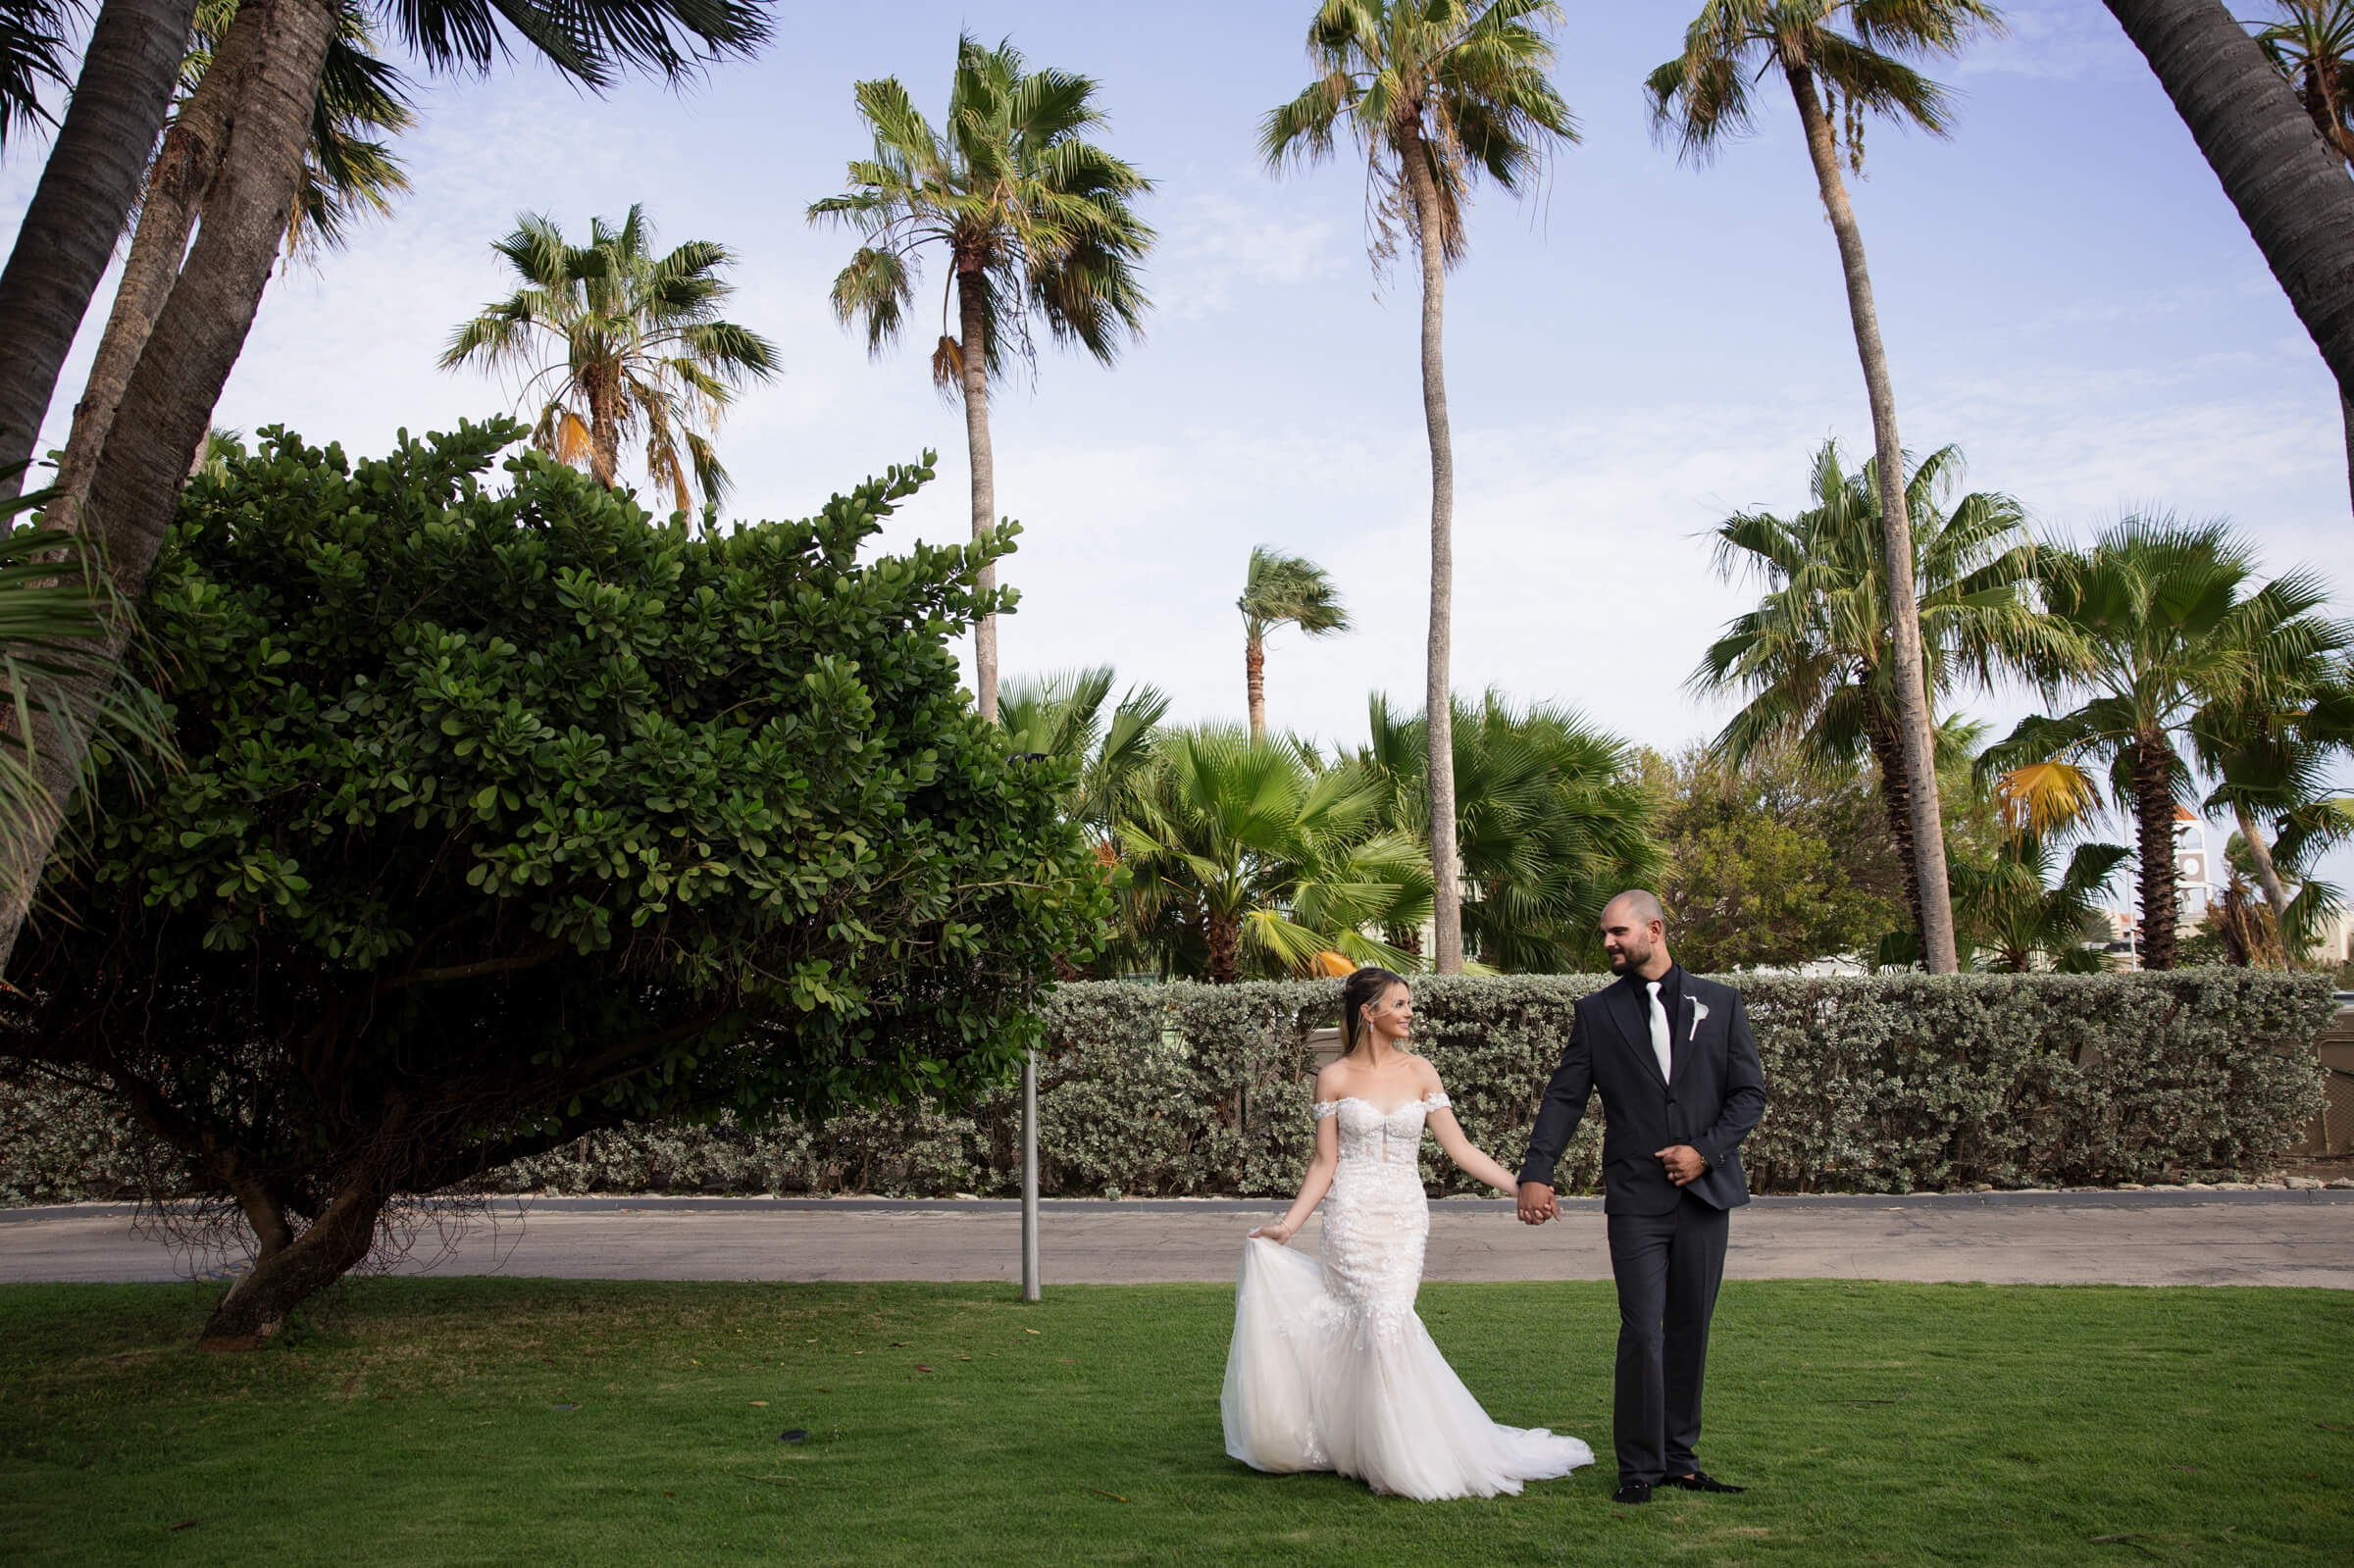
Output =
[{"x1": 1518, "y1": 967, "x2": 1768, "y2": 1486}]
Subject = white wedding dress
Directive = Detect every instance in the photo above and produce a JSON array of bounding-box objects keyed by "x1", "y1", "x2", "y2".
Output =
[{"x1": 1220, "y1": 1091, "x2": 1595, "y2": 1499}]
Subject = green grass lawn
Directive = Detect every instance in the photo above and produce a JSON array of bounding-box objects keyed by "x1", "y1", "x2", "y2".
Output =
[{"x1": 0, "y1": 1277, "x2": 2347, "y2": 1566}]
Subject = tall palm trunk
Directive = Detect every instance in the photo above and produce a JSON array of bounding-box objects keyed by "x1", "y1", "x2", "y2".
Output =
[
  {"x1": 0, "y1": 0, "x2": 200, "y2": 498},
  {"x1": 48, "y1": 0, "x2": 267, "y2": 533},
  {"x1": 2341, "y1": 393, "x2": 2354, "y2": 516},
  {"x1": 0, "y1": 0, "x2": 337, "y2": 978},
  {"x1": 1399, "y1": 118, "x2": 1461, "y2": 977},
  {"x1": 2129, "y1": 732, "x2": 2180, "y2": 970},
  {"x1": 1245, "y1": 633, "x2": 1267, "y2": 740},
  {"x1": 2231, "y1": 799, "x2": 2298, "y2": 968},
  {"x1": 1785, "y1": 59, "x2": 1959, "y2": 975},
  {"x1": 1865, "y1": 705, "x2": 1927, "y2": 946},
  {"x1": 586, "y1": 371, "x2": 621, "y2": 488},
  {"x1": 2105, "y1": 0, "x2": 2354, "y2": 417},
  {"x1": 954, "y1": 263, "x2": 999, "y2": 723}
]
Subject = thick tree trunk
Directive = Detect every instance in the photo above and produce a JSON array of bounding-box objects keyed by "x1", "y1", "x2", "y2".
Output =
[
  {"x1": 1399, "y1": 123, "x2": 1462, "y2": 976},
  {"x1": 2130, "y1": 733, "x2": 2180, "y2": 970},
  {"x1": 199, "y1": 1179, "x2": 385, "y2": 1349},
  {"x1": 1865, "y1": 706, "x2": 1927, "y2": 947},
  {"x1": 2340, "y1": 391, "x2": 2354, "y2": 516},
  {"x1": 587, "y1": 373, "x2": 620, "y2": 489},
  {"x1": 2104, "y1": 0, "x2": 2354, "y2": 410},
  {"x1": 0, "y1": 0, "x2": 200, "y2": 498},
  {"x1": 1245, "y1": 635, "x2": 1266, "y2": 740},
  {"x1": 954, "y1": 268, "x2": 999, "y2": 723},
  {"x1": 1205, "y1": 910, "x2": 1240, "y2": 984},
  {"x1": 2231, "y1": 798, "x2": 2298, "y2": 967},
  {"x1": 0, "y1": 0, "x2": 337, "y2": 978},
  {"x1": 1786, "y1": 62, "x2": 1960, "y2": 976},
  {"x1": 47, "y1": 0, "x2": 264, "y2": 534}
]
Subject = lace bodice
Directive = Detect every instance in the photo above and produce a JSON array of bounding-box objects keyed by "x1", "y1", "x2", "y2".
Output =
[{"x1": 1311, "y1": 1092, "x2": 1451, "y2": 1168}]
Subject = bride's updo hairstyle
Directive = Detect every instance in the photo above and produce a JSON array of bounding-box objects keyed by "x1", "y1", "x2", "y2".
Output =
[{"x1": 1339, "y1": 967, "x2": 1409, "y2": 1057}]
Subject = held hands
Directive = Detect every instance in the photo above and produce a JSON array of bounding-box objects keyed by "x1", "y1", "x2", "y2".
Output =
[
  {"x1": 1515, "y1": 1182, "x2": 1559, "y2": 1226},
  {"x1": 1656, "y1": 1144, "x2": 1707, "y2": 1187}
]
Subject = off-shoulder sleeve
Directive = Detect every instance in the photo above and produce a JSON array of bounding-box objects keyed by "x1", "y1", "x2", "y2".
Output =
[
  {"x1": 1310, "y1": 1099, "x2": 1340, "y2": 1122},
  {"x1": 1423, "y1": 1090, "x2": 1452, "y2": 1112}
]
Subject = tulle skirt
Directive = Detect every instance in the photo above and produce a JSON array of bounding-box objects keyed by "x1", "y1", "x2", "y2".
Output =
[{"x1": 1220, "y1": 1237, "x2": 1594, "y2": 1500}]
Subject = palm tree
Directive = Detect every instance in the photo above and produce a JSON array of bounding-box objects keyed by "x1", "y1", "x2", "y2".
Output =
[
  {"x1": 1238, "y1": 547, "x2": 1350, "y2": 740},
  {"x1": 50, "y1": 0, "x2": 417, "y2": 531},
  {"x1": 997, "y1": 666, "x2": 1170, "y2": 845},
  {"x1": 441, "y1": 207, "x2": 778, "y2": 515},
  {"x1": 2194, "y1": 648, "x2": 2354, "y2": 962},
  {"x1": 0, "y1": 467, "x2": 176, "y2": 866},
  {"x1": 186, "y1": 0, "x2": 417, "y2": 256},
  {"x1": 2253, "y1": 1, "x2": 2354, "y2": 512},
  {"x1": 0, "y1": 0, "x2": 774, "y2": 977},
  {"x1": 1263, "y1": 0, "x2": 1577, "y2": 977},
  {"x1": 1356, "y1": 691, "x2": 1658, "y2": 972},
  {"x1": 1980, "y1": 517, "x2": 2353, "y2": 969},
  {"x1": 1114, "y1": 728, "x2": 1430, "y2": 983},
  {"x1": 1692, "y1": 438, "x2": 2065, "y2": 955},
  {"x1": 0, "y1": 0, "x2": 199, "y2": 500},
  {"x1": 1952, "y1": 831, "x2": 2129, "y2": 973},
  {"x1": 2103, "y1": 0, "x2": 2354, "y2": 422},
  {"x1": 1648, "y1": 1, "x2": 2003, "y2": 976},
  {"x1": 0, "y1": 0, "x2": 76, "y2": 145},
  {"x1": 809, "y1": 35, "x2": 1153, "y2": 724}
]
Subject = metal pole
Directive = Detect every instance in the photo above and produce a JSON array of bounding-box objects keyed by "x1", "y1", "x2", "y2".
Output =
[{"x1": 1020, "y1": 1046, "x2": 1041, "y2": 1301}]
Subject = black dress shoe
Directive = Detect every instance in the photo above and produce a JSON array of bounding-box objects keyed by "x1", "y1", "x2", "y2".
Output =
[
  {"x1": 1662, "y1": 1470, "x2": 1745, "y2": 1493},
  {"x1": 1611, "y1": 1481, "x2": 1653, "y2": 1505}
]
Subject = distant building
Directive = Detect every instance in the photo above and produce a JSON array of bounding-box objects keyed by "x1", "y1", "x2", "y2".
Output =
[{"x1": 2174, "y1": 806, "x2": 2212, "y2": 931}]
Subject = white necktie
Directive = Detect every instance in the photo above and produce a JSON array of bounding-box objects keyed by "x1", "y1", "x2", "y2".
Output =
[{"x1": 1645, "y1": 981, "x2": 1672, "y2": 1085}]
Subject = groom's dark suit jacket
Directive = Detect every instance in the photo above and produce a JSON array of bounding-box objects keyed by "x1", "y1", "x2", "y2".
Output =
[{"x1": 1517, "y1": 969, "x2": 1768, "y2": 1215}]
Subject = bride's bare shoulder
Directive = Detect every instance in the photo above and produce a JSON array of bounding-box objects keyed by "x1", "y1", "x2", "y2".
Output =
[{"x1": 1313, "y1": 1060, "x2": 1355, "y2": 1100}]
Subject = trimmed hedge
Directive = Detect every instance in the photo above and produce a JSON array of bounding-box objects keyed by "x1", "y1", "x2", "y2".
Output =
[{"x1": 4, "y1": 972, "x2": 2335, "y2": 1205}]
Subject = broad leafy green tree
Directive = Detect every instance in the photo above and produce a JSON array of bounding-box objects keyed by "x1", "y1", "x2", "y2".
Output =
[
  {"x1": 1238, "y1": 546, "x2": 1349, "y2": 740},
  {"x1": 1114, "y1": 727, "x2": 1429, "y2": 983},
  {"x1": 1982, "y1": 518, "x2": 2352, "y2": 969},
  {"x1": 442, "y1": 205, "x2": 779, "y2": 514},
  {"x1": 1649, "y1": 1, "x2": 2004, "y2": 975},
  {"x1": 1356, "y1": 691, "x2": 1657, "y2": 972},
  {"x1": 1, "y1": 422, "x2": 1101, "y2": 1348},
  {"x1": 1641, "y1": 737, "x2": 1913, "y2": 972},
  {"x1": 1263, "y1": 0, "x2": 1577, "y2": 976},
  {"x1": 810, "y1": 34, "x2": 1153, "y2": 722},
  {"x1": 1692, "y1": 438, "x2": 2061, "y2": 954}
]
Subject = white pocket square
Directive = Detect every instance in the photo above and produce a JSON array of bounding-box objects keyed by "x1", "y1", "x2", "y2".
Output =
[{"x1": 1689, "y1": 999, "x2": 1710, "y2": 1040}]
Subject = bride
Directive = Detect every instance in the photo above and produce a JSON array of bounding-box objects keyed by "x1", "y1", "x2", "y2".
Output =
[{"x1": 1221, "y1": 967, "x2": 1594, "y2": 1499}]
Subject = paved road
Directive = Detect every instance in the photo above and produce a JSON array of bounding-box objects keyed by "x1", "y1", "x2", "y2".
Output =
[{"x1": 4, "y1": 1190, "x2": 2349, "y2": 1289}]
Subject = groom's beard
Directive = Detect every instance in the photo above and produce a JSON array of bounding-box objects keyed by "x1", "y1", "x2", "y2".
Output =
[{"x1": 1606, "y1": 942, "x2": 1653, "y2": 975}]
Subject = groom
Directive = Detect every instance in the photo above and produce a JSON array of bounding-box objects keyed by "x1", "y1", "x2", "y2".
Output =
[{"x1": 1516, "y1": 889, "x2": 1767, "y2": 1506}]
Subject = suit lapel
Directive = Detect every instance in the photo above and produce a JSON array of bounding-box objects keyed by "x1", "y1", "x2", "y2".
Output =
[
  {"x1": 1668, "y1": 989, "x2": 1695, "y2": 1090},
  {"x1": 1607, "y1": 976, "x2": 1667, "y2": 1089}
]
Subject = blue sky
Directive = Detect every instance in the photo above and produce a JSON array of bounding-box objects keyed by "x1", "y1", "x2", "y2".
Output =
[{"x1": 6, "y1": 1, "x2": 2350, "y2": 900}]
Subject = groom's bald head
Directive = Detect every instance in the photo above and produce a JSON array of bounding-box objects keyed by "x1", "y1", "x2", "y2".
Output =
[
  {"x1": 1599, "y1": 889, "x2": 1670, "y2": 978},
  {"x1": 1605, "y1": 889, "x2": 1664, "y2": 928}
]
